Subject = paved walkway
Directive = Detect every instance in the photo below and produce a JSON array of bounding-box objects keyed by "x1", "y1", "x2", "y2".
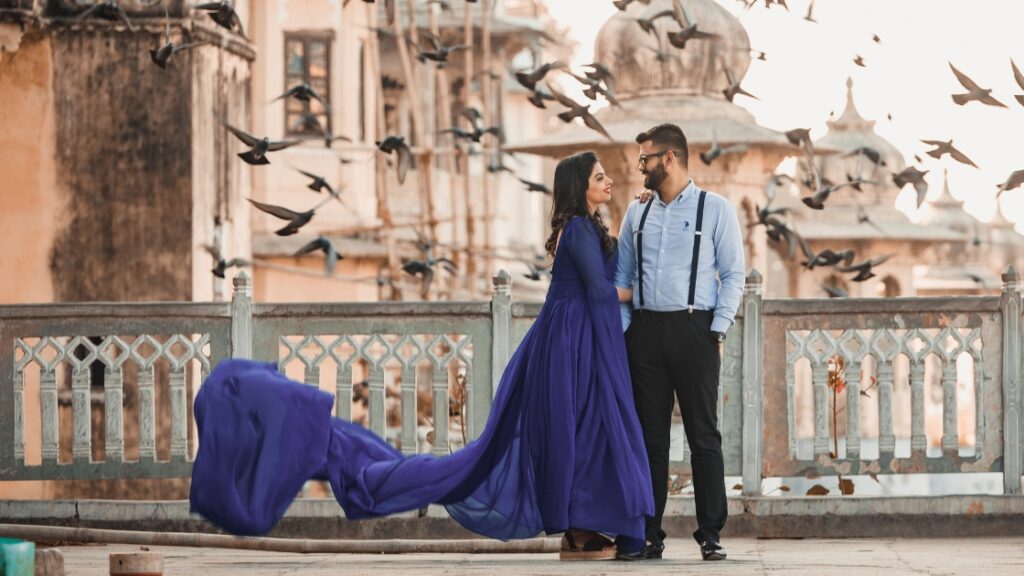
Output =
[{"x1": 57, "y1": 537, "x2": 1024, "y2": 575}]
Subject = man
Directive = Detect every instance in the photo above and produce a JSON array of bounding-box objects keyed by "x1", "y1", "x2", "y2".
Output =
[{"x1": 614, "y1": 123, "x2": 745, "y2": 561}]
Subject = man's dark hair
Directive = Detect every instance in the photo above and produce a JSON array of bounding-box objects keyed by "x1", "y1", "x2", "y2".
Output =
[{"x1": 635, "y1": 123, "x2": 689, "y2": 167}]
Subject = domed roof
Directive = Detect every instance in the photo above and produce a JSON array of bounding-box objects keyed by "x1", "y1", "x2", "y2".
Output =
[
  {"x1": 808, "y1": 78, "x2": 907, "y2": 208},
  {"x1": 594, "y1": 0, "x2": 751, "y2": 99}
]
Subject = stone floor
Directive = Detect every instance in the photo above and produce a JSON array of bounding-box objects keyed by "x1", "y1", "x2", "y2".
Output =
[{"x1": 57, "y1": 537, "x2": 1024, "y2": 575}]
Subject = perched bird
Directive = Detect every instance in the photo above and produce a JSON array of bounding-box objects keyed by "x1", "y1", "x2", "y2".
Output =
[
  {"x1": 838, "y1": 254, "x2": 893, "y2": 282},
  {"x1": 803, "y1": 0, "x2": 817, "y2": 23},
  {"x1": 272, "y1": 83, "x2": 326, "y2": 106},
  {"x1": 293, "y1": 236, "x2": 341, "y2": 276},
  {"x1": 150, "y1": 10, "x2": 208, "y2": 69},
  {"x1": 247, "y1": 197, "x2": 328, "y2": 236},
  {"x1": 997, "y1": 169, "x2": 1024, "y2": 197},
  {"x1": 203, "y1": 245, "x2": 249, "y2": 279},
  {"x1": 1011, "y1": 59, "x2": 1024, "y2": 106},
  {"x1": 376, "y1": 135, "x2": 415, "y2": 184},
  {"x1": 70, "y1": 1, "x2": 137, "y2": 32},
  {"x1": 722, "y1": 65, "x2": 757, "y2": 102},
  {"x1": 920, "y1": 139, "x2": 978, "y2": 168},
  {"x1": 949, "y1": 63, "x2": 1007, "y2": 108},
  {"x1": 666, "y1": 0, "x2": 719, "y2": 49},
  {"x1": 222, "y1": 121, "x2": 300, "y2": 165},
  {"x1": 547, "y1": 84, "x2": 614, "y2": 141},
  {"x1": 194, "y1": 1, "x2": 245, "y2": 36},
  {"x1": 892, "y1": 166, "x2": 930, "y2": 208},
  {"x1": 514, "y1": 60, "x2": 566, "y2": 91},
  {"x1": 411, "y1": 31, "x2": 468, "y2": 68},
  {"x1": 518, "y1": 177, "x2": 551, "y2": 195}
]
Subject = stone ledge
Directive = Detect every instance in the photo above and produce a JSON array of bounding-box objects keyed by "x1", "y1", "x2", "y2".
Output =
[{"x1": 2, "y1": 495, "x2": 1023, "y2": 539}]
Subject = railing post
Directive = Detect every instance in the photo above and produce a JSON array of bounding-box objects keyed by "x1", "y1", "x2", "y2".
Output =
[
  {"x1": 231, "y1": 271, "x2": 253, "y2": 360},
  {"x1": 1001, "y1": 265, "x2": 1021, "y2": 494},
  {"x1": 741, "y1": 269, "x2": 764, "y2": 497},
  {"x1": 491, "y1": 270, "x2": 512, "y2": 397}
]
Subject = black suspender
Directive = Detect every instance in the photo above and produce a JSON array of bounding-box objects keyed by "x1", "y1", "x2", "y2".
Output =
[
  {"x1": 688, "y1": 191, "x2": 707, "y2": 313},
  {"x1": 634, "y1": 189, "x2": 707, "y2": 313},
  {"x1": 635, "y1": 199, "x2": 655, "y2": 310}
]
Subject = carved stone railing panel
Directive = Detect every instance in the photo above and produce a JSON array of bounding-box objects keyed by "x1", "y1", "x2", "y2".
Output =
[{"x1": 276, "y1": 332, "x2": 475, "y2": 457}]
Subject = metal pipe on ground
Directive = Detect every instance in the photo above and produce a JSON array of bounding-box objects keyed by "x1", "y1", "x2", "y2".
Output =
[{"x1": 0, "y1": 525, "x2": 559, "y2": 555}]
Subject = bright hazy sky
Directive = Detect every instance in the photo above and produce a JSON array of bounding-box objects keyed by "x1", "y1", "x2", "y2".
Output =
[{"x1": 544, "y1": 0, "x2": 1023, "y2": 232}]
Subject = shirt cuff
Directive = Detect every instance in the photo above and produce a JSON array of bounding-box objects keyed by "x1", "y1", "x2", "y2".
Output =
[
  {"x1": 710, "y1": 316, "x2": 733, "y2": 334},
  {"x1": 619, "y1": 303, "x2": 632, "y2": 333}
]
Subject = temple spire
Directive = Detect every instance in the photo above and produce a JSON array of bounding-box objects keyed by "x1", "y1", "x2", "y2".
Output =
[{"x1": 828, "y1": 77, "x2": 874, "y2": 131}]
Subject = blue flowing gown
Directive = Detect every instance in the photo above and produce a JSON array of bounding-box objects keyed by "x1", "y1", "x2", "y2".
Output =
[{"x1": 189, "y1": 216, "x2": 654, "y2": 540}]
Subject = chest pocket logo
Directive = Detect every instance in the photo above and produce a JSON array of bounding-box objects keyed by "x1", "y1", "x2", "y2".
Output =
[{"x1": 682, "y1": 220, "x2": 691, "y2": 230}]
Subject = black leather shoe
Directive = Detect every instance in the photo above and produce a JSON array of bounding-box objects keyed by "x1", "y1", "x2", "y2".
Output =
[
  {"x1": 646, "y1": 540, "x2": 665, "y2": 559},
  {"x1": 699, "y1": 540, "x2": 726, "y2": 561}
]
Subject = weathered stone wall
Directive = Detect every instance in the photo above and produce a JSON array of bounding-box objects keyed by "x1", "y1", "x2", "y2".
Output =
[{"x1": 49, "y1": 27, "x2": 193, "y2": 303}]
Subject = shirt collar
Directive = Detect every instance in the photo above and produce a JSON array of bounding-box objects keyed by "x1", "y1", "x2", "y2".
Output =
[{"x1": 656, "y1": 179, "x2": 697, "y2": 206}]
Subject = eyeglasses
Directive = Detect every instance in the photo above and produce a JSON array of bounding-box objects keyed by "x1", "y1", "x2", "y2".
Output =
[{"x1": 638, "y1": 150, "x2": 670, "y2": 167}]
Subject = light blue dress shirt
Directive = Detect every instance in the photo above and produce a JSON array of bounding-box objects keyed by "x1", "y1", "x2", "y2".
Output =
[{"x1": 615, "y1": 180, "x2": 746, "y2": 333}]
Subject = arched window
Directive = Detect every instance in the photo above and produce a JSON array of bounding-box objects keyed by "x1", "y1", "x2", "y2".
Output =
[{"x1": 880, "y1": 275, "x2": 901, "y2": 297}]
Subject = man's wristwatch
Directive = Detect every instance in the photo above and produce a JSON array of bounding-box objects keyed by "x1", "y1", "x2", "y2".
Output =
[{"x1": 711, "y1": 331, "x2": 726, "y2": 343}]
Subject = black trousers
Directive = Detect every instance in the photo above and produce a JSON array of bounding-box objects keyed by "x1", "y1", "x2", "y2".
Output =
[{"x1": 625, "y1": 309, "x2": 727, "y2": 545}]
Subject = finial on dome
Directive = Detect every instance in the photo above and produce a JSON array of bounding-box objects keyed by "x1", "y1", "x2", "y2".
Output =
[{"x1": 832, "y1": 76, "x2": 870, "y2": 128}]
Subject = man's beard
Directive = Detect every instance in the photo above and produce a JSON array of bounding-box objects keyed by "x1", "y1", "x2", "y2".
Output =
[{"x1": 643, "y1": 164, "x2": 667, "y2": 191}]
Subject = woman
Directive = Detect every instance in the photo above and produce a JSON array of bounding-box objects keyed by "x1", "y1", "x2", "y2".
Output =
[{"x1": 189, "y1": 151, "x2": 654, "y2": 559}]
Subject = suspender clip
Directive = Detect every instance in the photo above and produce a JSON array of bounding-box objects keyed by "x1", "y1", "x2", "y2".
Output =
[{"x1": 688, "y1": 305, "x2": 693, "y2": 314}]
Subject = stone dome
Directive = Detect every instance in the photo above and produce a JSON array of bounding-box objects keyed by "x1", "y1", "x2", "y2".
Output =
[
  {"x1": 805, "y1": 78, "x2": 907, "y2": 208},
  {"x1": 594, "y1": 0, "x2": 751, "y2": 99}
]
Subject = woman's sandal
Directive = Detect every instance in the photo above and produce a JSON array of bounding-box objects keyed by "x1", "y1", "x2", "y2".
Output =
[{"x1": 558, "y1": 528, "x2": 617, "y2": 560}]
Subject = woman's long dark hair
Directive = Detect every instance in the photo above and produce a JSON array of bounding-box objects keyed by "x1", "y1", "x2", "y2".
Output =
[{"x1": 544, "y1": 151, "x2": 616, "y2": 258}]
